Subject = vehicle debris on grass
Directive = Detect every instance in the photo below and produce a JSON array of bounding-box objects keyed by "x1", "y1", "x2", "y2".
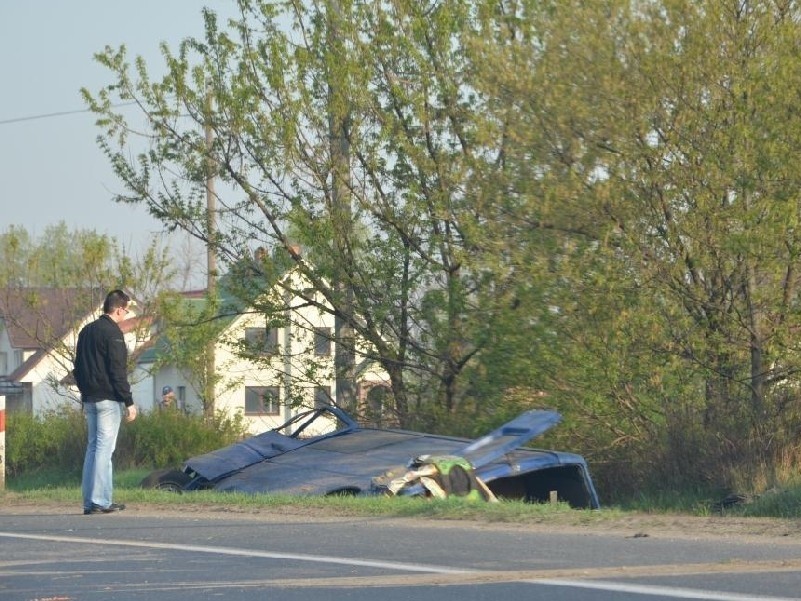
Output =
[{"x1": 141, "y1": 405, "x2": 600, "y2": 509}]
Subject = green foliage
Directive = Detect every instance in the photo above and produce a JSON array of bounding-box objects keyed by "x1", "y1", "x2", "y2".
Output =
[
  {"x1": 6, "y1": 407, "x2": 248, "y2": 478},
  {"x1": 463, "y1": 0, "x2": 801, "y2": 495},
  {"x1": 739, "y1": 488, "x2": 801, "y2": 518},
  {"x1": 79, "y1": 0, "x2": 801, "y2": 496},
  {"x1": 0, "y1": 222, "x2": 176, "y2": 293},
  {"x1": 150, "y1": 289, "x2": 230, "y2": 416},
  {"x1": 82, "y1": 0, "x2": 544, "y2": 426},
  {"x1": 5, "y1": 408, "x2": 86, "y2": 477},
  {"x1": 117, "y1": 408, "x2": 248, "y2": 469}
]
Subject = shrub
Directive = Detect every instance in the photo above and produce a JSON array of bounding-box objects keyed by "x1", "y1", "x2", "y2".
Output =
[
  {"x1": 116, "y1": 409, "x2": 248, "y2": 469},
  {"x1": 6, "y1": 407, "x2": 249, "y2": 477},
  {"x1": 6, "y1": 407, "x2": 85, "y2": 477}
]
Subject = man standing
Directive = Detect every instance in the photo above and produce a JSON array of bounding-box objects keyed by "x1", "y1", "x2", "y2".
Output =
[{"x1": 73, "y1": 289, "x2": 138, "y2": 515}]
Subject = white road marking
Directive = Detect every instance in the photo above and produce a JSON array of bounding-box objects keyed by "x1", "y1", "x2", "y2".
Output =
[
  {"x1": 535, "y1": 579, "x2": 801, "y2": 601},
  {"x1": 0, "y1": 531, "x2": 467, "y2": 573},
  {"x1": 2, "y1": 531, "x2": 799, "y2": 600}
]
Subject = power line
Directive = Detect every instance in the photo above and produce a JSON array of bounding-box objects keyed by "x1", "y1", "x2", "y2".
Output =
[{"x1": 0, "y1": 102, "x2": 137, "y2": 126}]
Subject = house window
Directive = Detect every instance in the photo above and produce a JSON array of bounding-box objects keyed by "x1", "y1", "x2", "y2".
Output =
[
  {"x1": 0, "y1": 352, "x2": 6, "y2": 375},
  {"x1": 245, "y1": 386, "x2": 280, "y2": 415},
  {"x1": 14, "y1": 350, "x2": 23, "y2": 368},
  {"x1": 314, "y1": 327, "x2": 331, "y2": 356},
  {"x1": 6, "y1": 382, "x2": 32, "y2": 413},
  {"x1": 364, "y1": 385, "x2": 391, "y2": 428},
  {"x1": 244, "y1": 327, "x2": 279, "y2": 355},
  {"x1": 314, "y1": 386, "x2": 331, "y2": 409}
]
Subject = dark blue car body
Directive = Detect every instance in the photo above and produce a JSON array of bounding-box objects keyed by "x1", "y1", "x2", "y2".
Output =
[{"x1": 156, "y1": 406, "x2": 600, "y2": 509}]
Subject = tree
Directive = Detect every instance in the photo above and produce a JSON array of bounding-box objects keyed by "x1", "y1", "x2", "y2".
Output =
[
  {"x1": 150, "y1": 288, "x2": 226, "y2": 417},
  {"x1": 83, "y1": 0, "x2": 530, "y2": 427},
  {"x1": 465, "y1": 0, "x2": 801, "y2": 489},
  {"x1": 0, "y1": 224, "x2": 178, "y2": 407},
  {"x1": 84, "y1": 0, "x2": 801, "y2": 493},
  {"x1": 0, "y1": 222, "x2": 177, "y2": 295}
]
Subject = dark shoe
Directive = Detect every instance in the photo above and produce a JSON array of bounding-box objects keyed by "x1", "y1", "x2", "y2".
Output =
[{"x1": 83, "y1": 503, "x2": 126, "y2": 515}]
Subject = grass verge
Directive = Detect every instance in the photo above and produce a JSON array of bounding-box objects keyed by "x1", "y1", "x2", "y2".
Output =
[
  {"x1": 5, "y1": 468, "x2": 801, "y2": 525},
  {"x1": 2, "y1": 467, "x2": 624, "y2": 526}
]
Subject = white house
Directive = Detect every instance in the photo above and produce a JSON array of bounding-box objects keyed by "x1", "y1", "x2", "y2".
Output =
[
  {"x1": 0, "y1": 277, "x2": 392, "y2": 435},
  {"x1": 146, "y1": 271, "x2": 392, "y2": 434}
]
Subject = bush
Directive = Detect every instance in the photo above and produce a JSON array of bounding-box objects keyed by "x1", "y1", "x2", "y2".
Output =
[
  {"x1": 6, "y1": 407, "x2": 249, "y2": 477},
  {"x1": 6, "y1": 407, "x2": 86, "y2": 477},
  {"x1": 117, "y1": 408, "x2": 249, "y2": 469}
]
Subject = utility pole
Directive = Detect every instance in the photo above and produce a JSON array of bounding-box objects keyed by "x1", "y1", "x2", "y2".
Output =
[
  {"x1": 204, "y1": 87, "x2": 217, "y2": 419},
  {"x1": 327, "y1": 0, "x2": 357, "y2": 417}
]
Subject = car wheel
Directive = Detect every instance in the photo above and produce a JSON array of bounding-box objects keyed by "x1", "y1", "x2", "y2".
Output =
[{"x1": 140, "y1": 468, "x2": 192, "y2": 492}]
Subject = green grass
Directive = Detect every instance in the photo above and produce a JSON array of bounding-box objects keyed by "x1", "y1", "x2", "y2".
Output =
[
  {"x1": 5, "y1": 468, "x2": 801, "y2": 523},
  {"x1": 4, "y1": 467, "x2": 153, "y2": 491},
  {"x1": 613, "y1": 484, "x2": 801, "y2": 519},
  {"x1": 2, "y1": 467, "x2": 608, "y2": 524},
  {"x1": 735, "y1": 488, "x2": 801, "y2": 518},
  {"x1": 5, "y1": 468, "x2": 82, "y2": 490},
  {"x1": 616, "y1": 487, "x2": 724, "y2": 515}
]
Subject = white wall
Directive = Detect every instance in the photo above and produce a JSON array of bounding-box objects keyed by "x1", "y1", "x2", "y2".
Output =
[
  {"x1": 130, "y1": 363, "x2": 155, "y2": 412},
  {"x1": 0, "y1": 321, "x2": 12, "y2": 377},
  {"x1": 211, "y1": 272, "x2": 341, "y2": 435}
]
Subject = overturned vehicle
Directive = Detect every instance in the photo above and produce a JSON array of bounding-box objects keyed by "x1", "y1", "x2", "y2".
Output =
[{"x1": 142, "y1": 405, "x2": 600, "y2": 509}]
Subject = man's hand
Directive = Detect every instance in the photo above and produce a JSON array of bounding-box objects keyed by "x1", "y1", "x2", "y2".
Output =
[{"x1": 125, "y1": 404, "x2": 138, "y2": 423}]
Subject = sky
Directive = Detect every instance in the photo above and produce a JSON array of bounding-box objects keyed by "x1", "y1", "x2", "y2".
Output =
[{"x1": 0, "y1": 1, "x2": 240, "y2": 261}]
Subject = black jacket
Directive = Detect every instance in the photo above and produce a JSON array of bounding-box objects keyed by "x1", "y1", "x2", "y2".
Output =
[{"x1": 73, "y1": 314, "x2": 134, "y2": 406}]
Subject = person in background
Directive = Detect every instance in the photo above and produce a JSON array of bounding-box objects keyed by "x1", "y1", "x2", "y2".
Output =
[
  {"x1": 73, "y1": 289, "x2": 138, "y2": 515},
  {"x1": 161, "y1": 385, "x2": 177, "y2": 410}
]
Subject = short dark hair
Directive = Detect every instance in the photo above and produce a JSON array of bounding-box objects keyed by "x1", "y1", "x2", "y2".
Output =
[{"x1": 103, "y1": 289, "x2": 130, "y2": 314}]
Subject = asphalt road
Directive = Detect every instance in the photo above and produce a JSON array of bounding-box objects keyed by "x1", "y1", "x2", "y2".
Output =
[{"x1": 2, "y1": 505, "x2": 801, "y2": 600}]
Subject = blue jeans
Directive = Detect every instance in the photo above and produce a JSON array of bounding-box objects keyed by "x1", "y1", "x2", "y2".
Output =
[{"x1": 82, "y1": 400, "x2": 123, "y2": 510}]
